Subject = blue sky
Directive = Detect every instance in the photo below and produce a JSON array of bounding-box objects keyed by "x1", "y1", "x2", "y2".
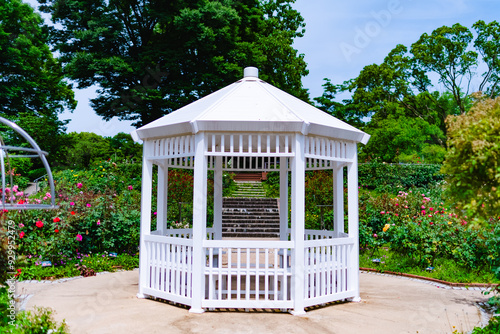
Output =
[{"x1": 26, "y1": 0, "x2": 500, "y2": 136}]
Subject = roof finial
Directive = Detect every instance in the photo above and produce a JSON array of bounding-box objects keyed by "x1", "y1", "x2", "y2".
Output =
[{"x1": 243, "y1": 67, "x2": 258, "y2": 78}]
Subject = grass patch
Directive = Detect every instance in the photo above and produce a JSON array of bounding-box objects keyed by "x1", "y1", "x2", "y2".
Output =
[
  {"x1": 360, "y1": 248, "x2": 500, "y2": 284},
  {"x1": 17, "y1": 253, "x2": 138, "y2": 281}
]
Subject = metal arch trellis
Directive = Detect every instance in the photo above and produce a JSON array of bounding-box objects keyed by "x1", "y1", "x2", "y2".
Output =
[{"x1": 0, "y1": 116, "x2": 57, "y2": 210}]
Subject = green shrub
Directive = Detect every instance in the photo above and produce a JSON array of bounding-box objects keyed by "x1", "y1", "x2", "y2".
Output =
[
  {"x1": 359, "y1": 162, "x2": 444, "y2": 192},
  {"x1": 18, "y1": 265, "x2": 79, "y2": 281},
  {"x1": 361, "y1": 188, "x2": 500, "y2": 270},
  {"x1": 7, "y1": 307, "x2": 69, "y2": 333},
  {"x1": 471, "y1": 317, "x2": 499, "y2": 334}
]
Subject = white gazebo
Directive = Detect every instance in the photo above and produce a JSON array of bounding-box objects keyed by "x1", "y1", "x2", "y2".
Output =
[{"x1": 132, "y1": 67, "x2": 370, "y2": 315}]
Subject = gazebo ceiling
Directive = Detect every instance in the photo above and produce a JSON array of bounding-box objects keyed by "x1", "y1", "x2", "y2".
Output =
[{"x1": 134, "y1": 67, "x2": 370, "y2": 144}]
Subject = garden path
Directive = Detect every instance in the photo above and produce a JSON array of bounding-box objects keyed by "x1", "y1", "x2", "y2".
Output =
[{"x1": 16, "y1": 270, "x2": 490, "y2": 334}]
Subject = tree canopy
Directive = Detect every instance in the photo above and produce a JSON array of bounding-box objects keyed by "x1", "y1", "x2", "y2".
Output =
[
  {"x1": 315, "y1": 20, "x2": 500, "y2": 163},
  {"x1": 39, "y1": 0, "x2": 309, "y2": 127},
  {"x1": 0, "y1": 0, "x2": 76, "y2": 174},
  {"x1": 441, "y1": 93, "x2": 500, "y2": 222}
]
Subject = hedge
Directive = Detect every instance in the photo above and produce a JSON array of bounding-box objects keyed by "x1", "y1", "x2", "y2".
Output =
[{"x1": 359, "y1": 163, "x2": 444, "y2": 191}]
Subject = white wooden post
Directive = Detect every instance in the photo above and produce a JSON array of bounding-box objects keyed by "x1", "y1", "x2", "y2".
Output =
[
  {"x1": 190, "y1": 133, "x2": 207, "y2": 313},
  {"x1": 291, "y1": 134, "x2": 306, "y2": 315},
  {"x1": 333, "y1": 163, "x2": 344, "y2": 238},
  {"x1": 347, "y1": 144, "x2": 360, "y2": 301},
  {"x1": 214, "y1": 156, "x2": 223, "y2": 240},
  {"x1": 157, "y1": 163, "x2": 168, "y2": 234},
  {"x1": 137, "y1": 140, "x2": 153, "y2": 299},
  {"x1": 279, "y1": 157, "x2": 288, "y2": 241}
]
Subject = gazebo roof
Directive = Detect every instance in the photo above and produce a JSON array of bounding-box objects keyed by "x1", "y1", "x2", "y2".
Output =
[{"x1": 134, "y1": 67, "x2": 370, "y2": 144}]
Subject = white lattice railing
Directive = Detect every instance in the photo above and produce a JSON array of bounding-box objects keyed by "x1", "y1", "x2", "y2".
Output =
[
  {"x1": 142, "y1": 232, "x2": 356, "y2": 309},
  {"x1": 205, "y1": 133, "x2": 293, "y2": 155},
  {"x1": 152, "y1": 135, "x2": 195, "y2": 158},
  {"x1": 202, "y1": 239, "x2": 294, "y2": 309},
  {"x1": 305, "y1": 136, "x2": 353, "y2": 161},
  {"x1": 162, "y1": 228, "x2": 215, "y2": 240},
  {"x1": 303, "y1": 237, "x2": 356, "y2": 307},
  {"x1": 143, "y1": 234, "x2": 194, "y2": 306},
  {"x1": 304, "y1": 229, "x2": 335, "y2": 240},
  {"x1": 284, "y1": 229, "x2": 344, "y2": 240}
]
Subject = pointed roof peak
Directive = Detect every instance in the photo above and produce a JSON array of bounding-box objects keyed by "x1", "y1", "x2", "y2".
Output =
[{"x1": 134, "y1": 68, "x2": 370, "y2": 145}]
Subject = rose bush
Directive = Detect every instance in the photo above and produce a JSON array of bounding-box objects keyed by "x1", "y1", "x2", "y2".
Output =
[{"x1": 360, "y1": 187, "x2": 500, "y2": 269}]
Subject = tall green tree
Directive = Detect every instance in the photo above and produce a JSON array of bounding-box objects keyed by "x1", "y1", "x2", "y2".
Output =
[
  {"x1": 441, "y1": 93, "x2": 500, "y2": 222},
  {"x1": 39, "y1": 0, "x2": 309, "y2": 127},
  {"x1": 317, "y1": 21, "x2": 500, "y2": 162},
  {"x1": 0, "y1": 0, "x2": 76, "y2": 170},
  {"x1": 473, "y1": 20, "x2": 500, "y2": 97},
  {"x1": 410, "y1": 23, "x2": 477, "y2": 114}
]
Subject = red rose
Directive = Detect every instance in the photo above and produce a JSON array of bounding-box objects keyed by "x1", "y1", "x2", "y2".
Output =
[
  {"x1": 55, "y1": 229, "x2": 59, "y2": 233},
  {"x1": 70, "y1": 211, "x2": 75, "y2": 215},
  {"x1": 35, "y1": 220, "x2": 44, "y2": 228},
  {"x1": 19, "y1": 231, "x2": 25, "y2": 238},
  {"x1": 53, "y1": 217, "x2": 61, "y2": 223}
]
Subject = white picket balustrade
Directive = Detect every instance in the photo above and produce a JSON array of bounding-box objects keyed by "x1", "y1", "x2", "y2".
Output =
[
  {"x1": 303, "y1": 237, "x2": 356, "y2": 307},
  {"x1": 143, "y1": 234, "x2": 194, "y2": 306},
  {"x1": 202, "y1": 239, "x2": 294, "y2": 309}
]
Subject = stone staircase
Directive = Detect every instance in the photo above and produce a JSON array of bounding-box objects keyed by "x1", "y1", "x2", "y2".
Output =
[
  {"x1": 231, "y1": 181, "x2": 266, "y2": 198},
  {"x1": 222, "y1": 197, "x2": 280, "y2": 238}
]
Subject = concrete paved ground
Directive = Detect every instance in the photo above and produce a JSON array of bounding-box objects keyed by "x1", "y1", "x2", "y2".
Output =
[{"x1": 16, "y1": 271, "x2": 489, "y2": 334}]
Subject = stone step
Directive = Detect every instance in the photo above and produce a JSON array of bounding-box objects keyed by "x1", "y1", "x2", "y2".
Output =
[
  {"x1": 223, "y1": 198, "x2": 277, "y2": 204},
  {"x1": 223, "y1": 211, "x2": 279, "y2": 215},
  {"x1": 232, "y1": 189, "x2": 264, "y2": 193},
  {"x1": 223, "y1": 228, "x2": 280, "y2": 234},
  {"x1": 223, "y1": 203, "x2": 278, "y2": 208},
  {"x1": 221, "y1": 196, "x2": 279, "y2": 238},
  {"x1": 231, "y1": 194, "x2": 266, "y2": 198},
  {"x1": 223, "y1": 198, "x2": 276, "y2": 202},
  {"x1": 223, "y1": 232, "x2": 280, "y2": 238},
  {"x1": 234, "y1": 173, "x2": 263, "y2": 182},
  {"x1": 222, "y1": 214, "x2": 279, "y2": 219},
  {"x1": 234, "y1": 185, "x2": 264, "y2": 189},
  {"x1": 222, "y1": 222, "x2": 280, "y2": 227}
]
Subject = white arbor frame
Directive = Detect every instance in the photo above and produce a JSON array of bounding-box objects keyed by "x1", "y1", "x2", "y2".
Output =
[{"x1": 133, "y1": 68, "x2": 369, "y2": 315}]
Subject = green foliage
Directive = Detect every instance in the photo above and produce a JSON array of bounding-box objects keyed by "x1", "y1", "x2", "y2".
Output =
[
  {"x1": 317, "y1": 21, "x2": 500, "y2": 162},
  {"x1": 18, "y1": 264, "x2": 79, "y2": 281},
  {"x1": 1, "y1": 288, "x2": 69, "y2": 333},
  {"x1": 360, "y1": 188, "x2": 500, "y2": 270},
  {"x1": 358, "y1": 162, "x2": 444, "y2": 192},
  {"x1": 58, "y1": 132, "x2": 142, "y2": 169},
  {"x1": 0, "y1": 0, "x2": 76, "y2": 170},
  {"x1": 411, "y1": 23, "x2": 477, "y2": 114},
  {"x1": 16, "y1": 253, "x2": 138, "y2": 281},
  {"x1": 361, "y1": 115, "x2": 444, "y2": 162},
  {"x1": 442, "y1": 93, "x2": 500, "y2": 222},
  {"x1": 0, "y1": 227, "x2": 9, "y2": 285},
  {"x1": 63, "y1": 132, "x2": 113, "y2": 168},
  {"x1": 313, "y1": 79, "x2": 368, "y2": 128},
  {"x1": 4, "y1": 307, "x2": 69, "y2": 334},
  {"x1": 472, "y1": 20, "x2": 500, "y2": 97},
  {"x1": 8, "y1": 160, "x2": 142, "y2": 263},
  {"x1": 359, "y1": 250, "x2": 499, "y2": 284},
  {"x1": 471, "y1": 318, "x2": 500, "y2": 334},
  {"x1": 40, "y1": 0, "x2": 309, "y2": 127},
  {"x1": 0, "y1": 287, "x2": 10, "y2": 327}
]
